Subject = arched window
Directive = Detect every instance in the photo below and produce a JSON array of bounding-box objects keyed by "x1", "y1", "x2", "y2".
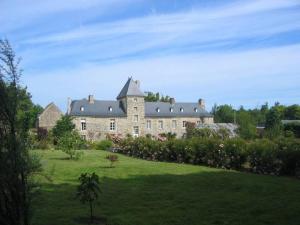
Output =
[
  {"x1": 194, "y1": 108, "x2": 198, "y2": 112},
  {"x1": 180, "y1": 107, "x2": 184, "y2": 112},
  {"x1": 80, "y1": 106, "x2": 84, "y2": 111},
  {"x1": 156, "y1": 107, "x2": 160, "y2": 112},
  {"x1": 170, "y1": 107, "x2": 174, "y2": 112},
  {"x1": 108, "y1": 106, "x2": 112, "y2": 112}
]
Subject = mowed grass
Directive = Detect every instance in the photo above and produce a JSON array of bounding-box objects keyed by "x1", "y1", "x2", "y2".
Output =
[{"x1": 32, "y1": 150, "x2": 300, "y2": 225}]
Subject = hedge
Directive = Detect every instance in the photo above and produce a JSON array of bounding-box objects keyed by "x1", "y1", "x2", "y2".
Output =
[{"x1": 116, "y1": 137, "x2": 300, "y2": 177}]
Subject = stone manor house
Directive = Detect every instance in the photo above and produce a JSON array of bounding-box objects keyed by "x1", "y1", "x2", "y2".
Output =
[{"x1": 38, "y1": 78, "x2": 214, "y2": 141}]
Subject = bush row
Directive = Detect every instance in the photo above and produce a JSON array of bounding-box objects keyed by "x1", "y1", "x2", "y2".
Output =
[{"x1": 116, "y1": 137, "x2": 300, "y2": 177}]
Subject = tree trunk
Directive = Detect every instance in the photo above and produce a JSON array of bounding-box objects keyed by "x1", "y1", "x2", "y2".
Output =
[{"x1": 89, "y1": 201, "x2": 93, "y2": 224}]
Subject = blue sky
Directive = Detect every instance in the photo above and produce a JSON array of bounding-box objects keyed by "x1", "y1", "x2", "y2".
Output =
[{"x1": 1, "y1": 0, "x2": 300, "y2": 112}]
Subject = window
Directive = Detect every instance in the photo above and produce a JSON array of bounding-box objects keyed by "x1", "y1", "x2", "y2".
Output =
[
  {"x1": 146, "y1": 120, "x2": 151, "y2": 129},
  {"x1": 183, "y1": 121, "x2": 187, "y2": 128},
  {"x1": 172, "y1": 120, "x2": 177, "y2": 129},
  {"x1": 134, "y1": 115, "x2": 139, "y2": 122},
  {"x1": 180, "y1": 107, "x2": 184, "y2": 112},
  {"x1": 108, "y1": 106, "x2": 112, "y2": 112},
  {"x1": 81, "y1": 119, "x2": 86, "y2": 131},
  {"x1": 80, "y1": 106, "x2": 84, "y2": 111},
  {"x1": 133, "y1": 126, "x2": 139, "y2": 137},
  {"x1": 158, "y1": 120, "x2": 163, "y2": 129},
  {"x1": 81, "y1": 135, "x2": 86, "y2": 140},
  {"x1": 134, "y1": 107, "x2": 138, "y2": 112},
  {"x1": 110, "y1": 119, "x2": 116, "y2": 131},
  {"x1": 156, "y1": 107, "x2": 160, "y2": 112},
  {"x1": 170, "y1": 107, "x2": 174, "y2": 112},
  {"x1": 197, "y1": 121, "x2": 201, "y2": 126},
  {"x1": 134, "y1": 98, "x2": 138, "y2": 102},
  {"x1": 194, "y1": 108, "x2": 198, "y2": 112}
]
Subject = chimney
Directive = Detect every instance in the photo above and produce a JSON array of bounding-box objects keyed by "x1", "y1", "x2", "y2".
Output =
[
  {"x1": 170, "y1": 98, "x2": 175, "y2": 105},
  {"x1": 198, "y1": 98, "x2": 205, "y2": 109},
  {"x1": 135, "y1": 80, "x2": 140, "y2": 88},
  {"x1": 67, "y1": 97, "x2": 72, "y2": 115},
  {"x1": 88, "y1": 95, "x2": 94, "y2": 104}
]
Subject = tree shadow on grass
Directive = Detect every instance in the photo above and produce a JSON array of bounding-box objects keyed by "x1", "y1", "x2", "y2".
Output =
[{"x1": 32, "y1": 170, "x2": 300, "y2": 225}]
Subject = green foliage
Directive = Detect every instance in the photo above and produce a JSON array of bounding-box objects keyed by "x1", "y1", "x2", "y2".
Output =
[
  {"x1": 56, "y1": 131, "x2": 85, "y2": 159},
  {"x1": 284, "y1": 122, "x2": 300, "y2": 138},
  {"x1": 118, "y1": 137, "x2": 247, "y2": 170},
  {"x1": 94, "y1": 140, "x2": 113, "y2": 150},
  {"x1": 52, "y1": 115, "x2": 75, "y2": 143},
  {"x1": 212, "y1": 104, "x2": 234, "y2": 123},
  {"x1": 106, "y1": 154, "x2": 119, "y2": 167},
  {"x1": 76, "y1": 172, "x2": 101, "y2": 223},
  {"x1": 237, "y1": 111, "x2": 257, "y2": 139},
  {"x1": 144, "y1": 91, "x2": 172, "y2": 102}
]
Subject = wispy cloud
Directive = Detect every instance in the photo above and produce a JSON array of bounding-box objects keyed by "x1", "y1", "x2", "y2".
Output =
[{"x1": 1, "y1": 0, "x2": 299, "y2": 110}]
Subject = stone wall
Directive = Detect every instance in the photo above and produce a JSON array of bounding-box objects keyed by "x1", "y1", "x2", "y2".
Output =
[
  {"x1": 73, "y1": 113, "x2": 214, "y2": 141},
  {"x1": 38, "y1": 103, "x2": 63, "y2": 130}
]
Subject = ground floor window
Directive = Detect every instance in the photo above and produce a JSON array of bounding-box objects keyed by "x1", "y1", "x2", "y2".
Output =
[
  {"x1": 81, "y1": 119, "x2": 86, "y2": 131},
  {"x1": 158, "y1": 120, "x2": 163, "y2": 129},
  {"x1": 133, "y1": 126, "x2": 139, "y2": 137},
  {"x1": 172, "y1": 120, "x2": 177, "y2": 129},
  {"x1": 110, "y1": 119, "x2": 116, "y2": 131},
  {"x1": 183, "y1": 121, "x2": 187, "y2": 128},
  {"x1": 81, "y1": 135, "x2": 86, "y2": 140},
  {"x1": 147, "y1": 120, "x2": 151, "y2": 129}
]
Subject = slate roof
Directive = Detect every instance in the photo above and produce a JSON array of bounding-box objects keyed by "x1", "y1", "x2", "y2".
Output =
[
  {"x1": 145, "y1": 102, "x2": 212, "y2": 118},
  {"x1": 117, "y1": 77, "x2": 145, "y2": 99},
  {"x1": 69, "y1": 99, "x2": 126, "y2": 117},
  {"x1": 69, "y1": 99, "x2": 212, "y2": 118}
]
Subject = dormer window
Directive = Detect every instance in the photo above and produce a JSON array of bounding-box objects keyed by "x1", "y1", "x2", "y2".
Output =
[
  {"x1": 80, "y1": 106, "x2": 84, "y2": 112},
  {"x1": 156, "y1": 107, "x2": 160, "y2": 113},
  {"x1": 194, "y1": 108, "x2": 198, "y2": 112},
  {"x1": 170, "y1": 107, "x2": 174, "y2": 112},
  {"x1": 108, "y1": 106, "x2": 112, "y2": 112},
  {"x1": 180, "y1": 107, "x2": 184, "y2": 112}
]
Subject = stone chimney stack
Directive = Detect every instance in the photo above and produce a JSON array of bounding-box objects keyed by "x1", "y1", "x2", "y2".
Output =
[
  {"x1": 135, "y1": 80, "x2": 140, "y2": 88},
  {"x1": 170, "y1": 97, "x2": 175, "y2": 105},
  {"x1": 198, "y1": 98, "x2": 205, "y2": 109},
  {"x1": 67, "y1": 97, "x2": 72, "y2": 114},
  {"x1": 88, "y1": 95, "x2": 94, "y2": 104}
]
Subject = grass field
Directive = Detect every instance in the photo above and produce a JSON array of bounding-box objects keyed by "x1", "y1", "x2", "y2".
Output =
[{"x1": 32, "y1": 150, "x2": 300, "y2": 225}]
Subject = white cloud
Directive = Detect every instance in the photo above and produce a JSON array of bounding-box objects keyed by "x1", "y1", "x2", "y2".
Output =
[{"x1": 23, "y1": 44, "x2": 300, "y2": 111}]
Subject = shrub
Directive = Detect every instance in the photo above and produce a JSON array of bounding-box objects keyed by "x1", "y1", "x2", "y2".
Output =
[
  {"x1": 57, "y1": 131, "x2": 85, "y2": 159},
  {"x1": 106, "y1": 154, "x2": 119, "y2": 167},
  {"x1": 247, "y1": 139, "x2": 280, "y2": 175},
  {"x1": 94, "y1": 140, "x2": 113, "y2": 150}
]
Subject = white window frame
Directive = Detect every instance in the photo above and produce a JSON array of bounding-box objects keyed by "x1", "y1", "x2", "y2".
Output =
[
  {"x1": 172, "y1": 120, "x2": 177, "y2": 129},
  {"x1": 134, "y1": 107, "x2": 138, "y2": 112},
  {"x1": 81, "y1": 119, "x2": 86, "y2": 131},
  {"x1": 146, "y1": 120, "x2": 151, "y2": 129},
  {"x1": 110, "y1": 119, "x2": 116, "y2": 131},
  {"x1": 183, "y1": 121, "x2": 187, "y2": 128},
  {"x1": 134, "y1": 115, "x2": 139, "y2": 122},
  {"x1": 133, "y1": 126, "x2": 139, "y2": 137},
  {"x1": 158, "y1": 120, "x2": 163, "y2": 129},
  {"x1": 134, "y1": 98, "x2": 138, "y2": 102}
]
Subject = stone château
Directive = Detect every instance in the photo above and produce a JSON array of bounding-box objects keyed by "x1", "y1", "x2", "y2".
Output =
[{"x1": 66, "y1": 77, "x2": 214, "y2": 140}]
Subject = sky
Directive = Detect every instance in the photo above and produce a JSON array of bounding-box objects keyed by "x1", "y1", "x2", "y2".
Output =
[{"x1": 1, "y1": 0, "x2": 300, "y2": 112}]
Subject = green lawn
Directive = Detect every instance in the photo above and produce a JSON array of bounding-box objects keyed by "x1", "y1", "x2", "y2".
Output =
[{"x1": 32, "y1": 150, "x2": 300, "y2": 225}]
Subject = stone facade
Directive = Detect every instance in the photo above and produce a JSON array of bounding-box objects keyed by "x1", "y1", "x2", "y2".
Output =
[
  {"x1": 38, "y1": 103, "x2": 63, "y2": 130},
  {"x1": 69, "y1": 78, "x2": 214, "y2": 141}
]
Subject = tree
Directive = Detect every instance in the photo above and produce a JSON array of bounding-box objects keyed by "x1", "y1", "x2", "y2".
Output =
[
  {"x1": 52, "y1": 115, "x2": 75, "y2": 143},
  {"x1": 237, "y1": 111, "x2": 257, "y2": 139},
  {"x1": 0, "y1": 39, "x2": 37, "y2": 225},
  {"x1": 76, "y1": 173, "x2": 101, "y2": 224},
  {"x1": 57, "y1": 131, "x2": 84, "y2": 159},
  {"x1": 265, "y1": 107, "x2": 283, "y2": 138},
  {"x1": 144, "y1": 92, "x2": 172, "y2": 102},
  {"x1": 212, "y1": 104, "x2": 235, "y2": 123}
]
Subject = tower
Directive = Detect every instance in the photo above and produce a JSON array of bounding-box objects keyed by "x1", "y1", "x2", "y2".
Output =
[{"x1": 117, "y1": 77, "x2": 145, "y2": 137}]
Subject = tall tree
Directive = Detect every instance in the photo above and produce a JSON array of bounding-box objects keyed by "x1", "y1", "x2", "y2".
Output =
[{"x1": 0, "y1": 39, "x2": 33, "y2": 225}]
